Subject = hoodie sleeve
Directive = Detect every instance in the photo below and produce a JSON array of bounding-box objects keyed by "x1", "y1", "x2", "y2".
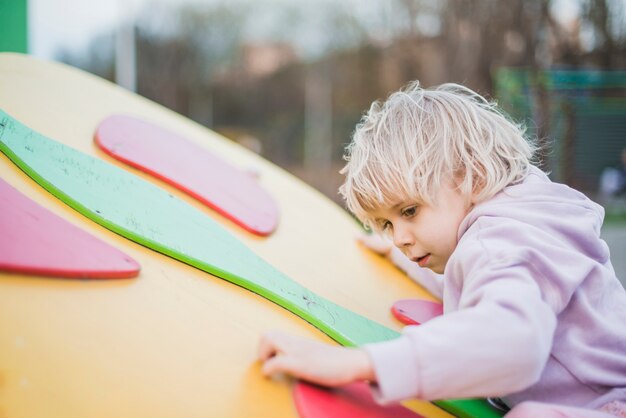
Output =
[{"x1": 363, "y1": 217, "x2": 578, "y2": 403}]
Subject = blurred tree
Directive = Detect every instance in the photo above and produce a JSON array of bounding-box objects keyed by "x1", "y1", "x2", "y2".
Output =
[
  {"x1": 57, "y1": 0, "x2": 626, "y2": 202},
  {"x1": 581, "y1": 0, "x2": 626, "y2": 67},
  {"x1": 135, "y1": 3, "x2": 247, "y2": 127},
  {"x1": 56, "y1": 32, "x2": 115, "y2": 81}
]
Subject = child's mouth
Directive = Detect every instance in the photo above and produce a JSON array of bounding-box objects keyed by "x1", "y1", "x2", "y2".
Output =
[{"x1": 415, "y1": 254, "x2": 431, "y2": 267}]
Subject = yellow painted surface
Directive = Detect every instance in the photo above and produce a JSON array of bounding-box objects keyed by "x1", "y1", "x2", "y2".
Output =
[{"x1": 0, "y1": 53, "x2": 452, "y2": 418}]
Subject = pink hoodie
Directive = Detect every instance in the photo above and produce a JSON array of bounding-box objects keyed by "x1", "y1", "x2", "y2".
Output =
[{"x1": 365, "y1": 166, "x2": 626, "y2": 410}]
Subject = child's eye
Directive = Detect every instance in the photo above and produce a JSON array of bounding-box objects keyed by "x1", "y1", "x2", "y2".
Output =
[
  {"x1": 401, "y1": 206, "x2": 418, "y2": 217},
  {"x1": 378, "y1": 220, "x2": 392, "y2": 231}
]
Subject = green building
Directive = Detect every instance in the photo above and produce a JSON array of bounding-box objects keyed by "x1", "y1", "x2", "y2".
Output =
[{"x1": 495, "y1": 68, "x2": 626, "y2": 195}]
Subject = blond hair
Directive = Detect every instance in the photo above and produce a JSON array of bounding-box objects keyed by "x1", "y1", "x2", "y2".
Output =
[{"x1": 339, "y1": 81, "x2": 536, "y2": 230}]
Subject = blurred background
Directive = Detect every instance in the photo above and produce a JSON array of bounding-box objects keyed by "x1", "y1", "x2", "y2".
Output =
[{"x1": 2, "y1": 0, "x2": 626, "y2": 279}]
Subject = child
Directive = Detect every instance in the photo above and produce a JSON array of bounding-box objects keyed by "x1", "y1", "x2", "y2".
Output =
[{"x1": 258, "y1": 82, "x2": 626, "y2": 417}]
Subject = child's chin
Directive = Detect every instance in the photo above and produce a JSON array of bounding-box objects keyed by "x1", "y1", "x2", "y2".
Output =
[{"x1": 429, "y1": 264, "x2": 444, "y2": 274}]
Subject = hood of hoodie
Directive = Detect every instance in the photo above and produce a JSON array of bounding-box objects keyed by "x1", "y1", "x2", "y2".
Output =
[{"x1": 458, "y1": 166, "x2": 608, "y2": 263}]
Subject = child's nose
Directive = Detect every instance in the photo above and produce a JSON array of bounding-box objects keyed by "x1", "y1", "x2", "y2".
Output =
[{"x1": 392, "y1": 226, "x2": 414, "y2": 248}]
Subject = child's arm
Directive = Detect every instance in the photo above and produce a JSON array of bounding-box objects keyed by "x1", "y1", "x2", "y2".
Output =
[
  {"x1": 258, "y1": 331, "x2": 376, "y2": 386},
  {"x1": 364, "y1": 236, "x2": 561, "y2": 403},
  {"x1": 359, "y1": 234, "x2": 444, "y2": 299}
]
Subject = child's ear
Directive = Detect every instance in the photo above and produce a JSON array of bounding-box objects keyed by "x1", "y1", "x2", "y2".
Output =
[
  {"x1": 469, "y1": 183, "x2": 484, "y2": 206},
  {"x1": 452, "y1": 170, "x2": 480, "y2": 205},
  {"x1": 469, "y1": 167, "x2": 488, "y2": 204}
]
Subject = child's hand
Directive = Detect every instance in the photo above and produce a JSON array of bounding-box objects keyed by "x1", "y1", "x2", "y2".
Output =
[
  {"x1": 358, "y1": 233, "x2": 393, "y2": 257},
  {"x1": 258, "y1": 331, "x2": 375, "y2": 387}
]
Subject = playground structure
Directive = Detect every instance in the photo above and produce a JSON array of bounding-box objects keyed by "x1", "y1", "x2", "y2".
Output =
[
  {"x1": 0, "y1": 53, "x2": 468, "y2": 418},
  {"x1": 2, "y1": 2, "x2": 624, "y2": 415}
]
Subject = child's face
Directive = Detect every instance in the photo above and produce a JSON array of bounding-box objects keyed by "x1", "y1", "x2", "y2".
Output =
[{"x1": 371, "y1": 182, "x2": 471, "y2": 274}]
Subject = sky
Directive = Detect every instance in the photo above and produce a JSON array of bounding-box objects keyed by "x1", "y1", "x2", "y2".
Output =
[
  {"x1": 30, "y1": 0, "x2": 395, "y2": 61},
  {"x1": 28, "y1": 0, "x2": 622, "y2": 61},
  {"x1": 29, "y1": 0, "x2": 186, "y2": 59}
]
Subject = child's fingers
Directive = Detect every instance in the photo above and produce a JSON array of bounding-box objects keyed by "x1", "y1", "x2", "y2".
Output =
[
  {"x1": 258, "y1": 331, "x2": 283, "y2": 361},
  {"x1": 258, "y1": 331, "x2": 300, "y2": 361},
  {"x1": 261, "y1": 352, "x2": 295, "y2": 377},
  {"x1": 357, "y1": 233, "x2": 392, "y2": 255},
  {"x1": 258, "y1": 332, "x2": 305, "y2": 379}
]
